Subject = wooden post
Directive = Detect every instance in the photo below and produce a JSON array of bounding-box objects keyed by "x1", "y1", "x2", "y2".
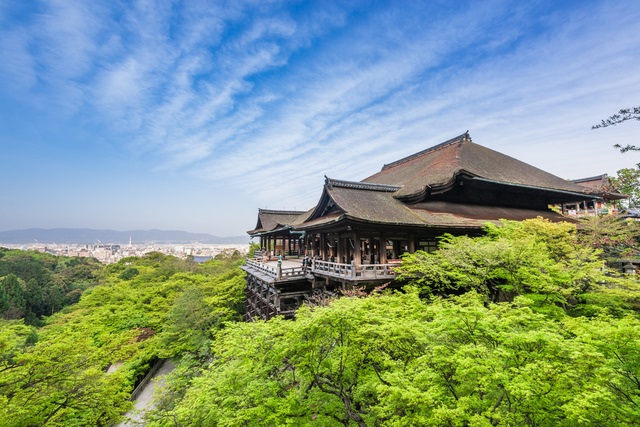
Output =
[
  {"x1": 408, "y1": 234, "x2": 416, "y2": 253},
  {"x1": 379, "y1": 233, "x2": 387, "y2": 264},
  {"x1": 353, "y1": 234, "x2": 361, "y2": 265},
  {"x1": 320, "y1": 233, "x2": 326, "y2": 261}
]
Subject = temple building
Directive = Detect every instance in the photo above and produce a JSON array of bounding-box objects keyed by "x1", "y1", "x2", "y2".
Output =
[
  {"x1": 561, "y1": 174, "x2": 627, "y2": 216},
  {"x1": 242, "y1": 132, "x2": 611, "y2": 320}
]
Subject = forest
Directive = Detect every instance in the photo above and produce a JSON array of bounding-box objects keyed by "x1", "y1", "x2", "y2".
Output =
[{"x1": 1, "y1": 217, "x2": 639, "y2": 426}]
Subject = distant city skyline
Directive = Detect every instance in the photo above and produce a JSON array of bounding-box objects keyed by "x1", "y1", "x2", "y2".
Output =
[{"x1": 1, "y1": 1, "x2": 639, "y2": 236}]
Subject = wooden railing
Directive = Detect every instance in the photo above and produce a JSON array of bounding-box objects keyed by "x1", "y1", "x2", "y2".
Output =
[
  {"x1": 244, "y1": 258, "x2": 307, "y2": 280},
  {"x1": 245, "y1": 258, "x2": 399, "y2": 281},
  {"x1": 312, "y1": 260, "x2": 398, "y2": 280}
]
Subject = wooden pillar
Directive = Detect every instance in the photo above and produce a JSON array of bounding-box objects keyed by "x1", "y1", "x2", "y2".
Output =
[
  {"x1": 334, "y1": 235, "x2": 339, "y2": 261},
  {"x1": 320, "y1": 233, "x2": 326, "y2": 260},
  {"x1": 379, "y1": 234, "x2": 387, "y2": 264},
  {"x1": 408, "y1": 234, "x2": 416, "y2": 253},
  {"x1": 353, "y1": 234, "x2": 361, "y2": 264}
]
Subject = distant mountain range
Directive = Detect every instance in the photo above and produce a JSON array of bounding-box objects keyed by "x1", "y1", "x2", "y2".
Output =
[{"x1": 0, "y1": 228, "x2": 249, "y2": 245}]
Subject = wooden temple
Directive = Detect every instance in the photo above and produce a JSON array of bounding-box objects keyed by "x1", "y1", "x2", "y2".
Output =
[
  {"x1": 561, "y1": 174, "x2": 627, "y2": 216},
  {"x1": 242, "y1": 132, "x2": 607, "y2": 320}
]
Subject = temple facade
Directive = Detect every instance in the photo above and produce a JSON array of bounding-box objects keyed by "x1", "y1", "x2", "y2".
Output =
[
  {"x1": 242, "y1": 132, "x2": 610, "y2": 320},
  {"x1": 561, "y1": 174, "x2": 626, "y2": 216}
]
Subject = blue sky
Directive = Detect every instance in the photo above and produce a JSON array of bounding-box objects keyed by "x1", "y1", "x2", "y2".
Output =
[{"x1": 1, "y1": 0, "x2": 639, "y2": 237}]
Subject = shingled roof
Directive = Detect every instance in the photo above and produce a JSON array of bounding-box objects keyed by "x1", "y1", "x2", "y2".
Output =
[
  {"x1": 362, "y1": 132, "x2": 594, "y2": 201},
  {"x1": 248, "y1": 209, "x2": 307, "y2": 235},
  {"x1": 571, "y1": 174, "x2": 627, "y2": 200},
  {"x1": 250, "y1": 133, "x2": 604, "y2": 235},
  {"x1": 294, "y1": 177, "x2": 569, "y2": 231}
]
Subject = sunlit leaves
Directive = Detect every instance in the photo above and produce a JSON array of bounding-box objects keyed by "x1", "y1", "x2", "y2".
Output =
[
  {"x1": 396, "y1": 218, "x2": 609, "y2": 312},
  {"x1": 0, "y1": 251, "x2": 246, "y2": 426},
  {"x1": 170, "y1": 293, "x2": 640, "y2": 426}
]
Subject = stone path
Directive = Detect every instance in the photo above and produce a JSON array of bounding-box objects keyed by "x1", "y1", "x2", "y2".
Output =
[{"x1": 117, "y1": 360, "x2": 175, "y2": 427}]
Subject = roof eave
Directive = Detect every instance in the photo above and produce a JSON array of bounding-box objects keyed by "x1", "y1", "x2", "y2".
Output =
[{"x1": 468, "y1": 176, "x2": 602, "y2": 201}]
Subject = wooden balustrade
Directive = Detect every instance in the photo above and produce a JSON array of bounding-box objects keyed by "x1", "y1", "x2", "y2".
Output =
[
  {"x1": 244, "y1": 258, "x2": 307, "y2": 280},
  {"x1": 245, "y1": 258, "x2": 397, "y2": 282},
  {"x1": 312, "y1": 259, "x2": 398, "y2": 280}
]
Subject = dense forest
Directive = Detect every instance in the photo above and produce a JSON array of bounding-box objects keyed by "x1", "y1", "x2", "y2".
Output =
[
  {"x1": 1, "y1": 217, "x2": 639, "y2": 426},
  {"x1": 0, "y1": 250, "x2": 246, "y2": 426},
  {"x1": 0, "y1": 248, "x2": 104, "y2": 324}
]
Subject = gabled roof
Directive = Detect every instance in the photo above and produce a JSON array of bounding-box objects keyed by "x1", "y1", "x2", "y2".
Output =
[
  {"x1": 248, "y1": 209, "x2": 307, "y2": 235},
  {"x1": 571, "y1": 174, "x2": 627, "y2": 200},
  {"x1": 300, "y1": 177, "x2": 420, "y2": 226},
  {"x1": 362, "y1": 132, "x2": 594, "y2": 201}
]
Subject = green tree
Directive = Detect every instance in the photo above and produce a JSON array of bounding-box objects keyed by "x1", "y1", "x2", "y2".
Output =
[
  {"x1": 396, "y1": 218, "x2": 606, "y2": 313},
  {"x1": 612, "y1": 165, "x2": 640, "y2": 206},
  {"x1": 0, "y1": 275, "x2": 26, "y2": 320},
  {"x1": 168, "y1": 292, "x2": 640, "y2": 426},
  {"x1": 577, "y1": 214, "x2": 640, "y2": 260},
  {"x1": 0, "y1": 330, "x2": 132, "y2": 426}
]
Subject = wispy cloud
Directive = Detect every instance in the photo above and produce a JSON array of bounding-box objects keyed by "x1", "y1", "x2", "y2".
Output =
[{"x1": 1, "y1": 0, "x2": 639, "y2": 233}]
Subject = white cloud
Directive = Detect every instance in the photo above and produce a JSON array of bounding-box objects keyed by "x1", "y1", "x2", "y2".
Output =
[{"x1": 2, "y1": 0, "x2": 640, "y2": 234}]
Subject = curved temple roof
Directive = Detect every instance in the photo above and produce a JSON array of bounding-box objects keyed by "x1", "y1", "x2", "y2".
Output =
[
  {"x1": 362, "y1": 132, "x2": 595, "y2": 201},
  {"x1": 248, "y1": 209, "x2": 307, "y2": 235},
  {"x1": 250, "y1": 132, "x2": 606, "y2": 234}
]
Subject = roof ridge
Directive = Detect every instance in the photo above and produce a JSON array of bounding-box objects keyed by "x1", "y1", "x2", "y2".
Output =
[
  {"x1": 572, "y1": 174, "x2": 608, "y2": 183},
  {"x1": 325, "y1": 176, "x2": 401, "y2": 192},
  {"x1": 258, "y1": 209, "x2": 307, "y2": 215},
  {"x1": 381, "y1": 131, "x2": 471, "y2": 171}
]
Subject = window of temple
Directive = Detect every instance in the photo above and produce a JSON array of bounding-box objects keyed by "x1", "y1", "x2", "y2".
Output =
[{"x1": 420, "y1": 240, "x2": 438, "y2": 253}]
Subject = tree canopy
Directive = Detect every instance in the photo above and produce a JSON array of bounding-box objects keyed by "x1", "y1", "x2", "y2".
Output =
[
  {"x1": 2, "y1": 219, "x2": 640, "y2": 426},
  {"x1": 0, "y1": 248, "x2": 103, "y2": 324},
  {"x1": 163, "y1": 292, "x2": 640, "y2": 426},
  {"x1": 0, "y1": 251, "x2": 245, "y2": 426}
]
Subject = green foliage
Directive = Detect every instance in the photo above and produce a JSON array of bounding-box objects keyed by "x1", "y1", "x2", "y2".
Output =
[
  {"x1": 0, "y1": 251, "x2": 246, "y2": 426},
  {"x1": 167, "y1": 292, "x2": 640, "y2": 426},
  {"x1": 119, "y1": 267, "x2": 140, "y2": 280},
  {"x1": 0, "y1": 250, "x2": 103, "y2": 323},
  {"x1": 0, "y1": 274, "x2": 25, "y2": 320},
  {"x1": 248, "y1": 242, "x2": 260, "y2": 258},
  {"x1": 577, "y1": 214, "x2": 640, "y2": 260},
  {"x1": 612, "y1": 165, "x2": 640, "y2": 205},
  {"x1": 396, "y1": 218, "x2": 608, "y2": 313},
  {"x1": 4, "y1": 219, "x2": 640, "y2": 426}
]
